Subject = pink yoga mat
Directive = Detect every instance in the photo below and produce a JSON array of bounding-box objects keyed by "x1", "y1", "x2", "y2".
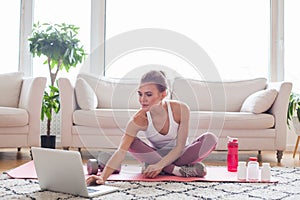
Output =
[
  {"x1": 6, "y1": 161, "x2": 278, "y2": 183},
  {"x1": 6, "y1": 161, "x2": 37, "y2": 179}
]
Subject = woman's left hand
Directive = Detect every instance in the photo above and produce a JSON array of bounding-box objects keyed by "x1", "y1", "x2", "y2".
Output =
[{"x1": 142, "y1": 164, "x2": 163, "y2": 178}]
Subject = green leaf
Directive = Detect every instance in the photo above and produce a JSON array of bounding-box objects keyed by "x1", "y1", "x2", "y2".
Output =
[
  {"x1": 287, "y1": 92, "x2": 300, "y2": 128},
  {"x1": 28, "y1": 22, "x2": 86, "y2": 71}
]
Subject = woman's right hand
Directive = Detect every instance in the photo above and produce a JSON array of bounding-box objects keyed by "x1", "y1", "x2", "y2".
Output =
[{"x1": 86, "y1": 175, "x2": 105, "y2": 186}]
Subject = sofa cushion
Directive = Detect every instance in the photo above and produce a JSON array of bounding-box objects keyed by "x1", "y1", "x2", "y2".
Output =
[
  {"x1": 240, "y1": 89, "x2": 278, "y2": 114},
  {"x1": 0, "y1": 107, "x2": 28, "y2": 127},
  {"x1": 172, "y1": 77, "x2": 267, "y2": 111},
  {"x1": 73, "y1": 109, "x2": 138, "y2": 128},
  {"x1": 75, "y1": 78, "x2": 98, "y2": 110},
  {"x1": 189, "y1": 111, "x2": 274, "y2": 130},
  {"x1": 73, "y1": 109, "x2": 274, "y2": 131},
  {"x1": 0, "y1": 72, "x2": 23, "y2": 107},
  {"x1": 77, "y1": 73, "x2": 140, "y2": 109},
  {"x1": 0, "y1": 126, "x2": 29, "y2": 134}
]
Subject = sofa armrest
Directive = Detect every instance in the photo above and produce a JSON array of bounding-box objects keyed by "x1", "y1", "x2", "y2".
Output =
[
  {"x1": 58, "y1": 78, "x2": 77, "y2": 148},
  {"x1": 18, "y1": 77, "x2": 47, "y2": 146},
  {"x1": 267, "y1": 81, "x2": 292, "y2": 150}
]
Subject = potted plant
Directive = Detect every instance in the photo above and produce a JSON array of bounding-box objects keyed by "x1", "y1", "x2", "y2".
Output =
[
  {"x1": 287, "y1": 92, "x2": 300, "y2": 158},
  {"x1": 287, "y1": 92, "x2": 300, "y2": 126},
  {"x1": 287, "y1": 92, "x2": 300, "y2": 131},
  {"x1": 28, "y1": 22, "x2": 86, "y2": 148}
]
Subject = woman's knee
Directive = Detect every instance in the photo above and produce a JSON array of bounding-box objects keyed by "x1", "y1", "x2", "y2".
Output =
[
  {"x1": 195, "y1": 132, "x2": 218, "y2": 147},
  {"x1": 204, "y1": 132, "x2": 218, "y2": 144}
]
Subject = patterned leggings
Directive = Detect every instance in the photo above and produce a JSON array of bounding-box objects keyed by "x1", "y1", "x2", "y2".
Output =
[{"x1": 128, "y1": 132, "x2": 218, "y2": 174}]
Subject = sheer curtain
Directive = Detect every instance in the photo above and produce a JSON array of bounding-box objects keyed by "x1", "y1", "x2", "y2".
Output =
[
  {"x1": 285, "y1": 0, "x2": 300, "y2": 92},
  {"x1": 0, "y1": 0, "x2": 20, "y2": 73}
]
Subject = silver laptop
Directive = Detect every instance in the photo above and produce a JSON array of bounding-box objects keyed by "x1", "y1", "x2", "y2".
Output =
[{"x1": 31, "y1": 147, "x2": 118, "y2": 198}]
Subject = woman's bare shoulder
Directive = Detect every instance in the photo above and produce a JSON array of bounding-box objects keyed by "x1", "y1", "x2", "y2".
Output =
[
  {"x1": 126, "y1": 110, "x2": 148, "y2": 136},
  {"x1": 134, "y1": 109, "x2": 147, "y2": 119},
  {"x1": 167, "y1": 100, "x2": 190, "y2": 123},
  {"x1": 168, "y1": 100, "x2": 190, "y2": 112},
  {"x1": 130, "y1": 109, "x2": 148, "y2": 129}
]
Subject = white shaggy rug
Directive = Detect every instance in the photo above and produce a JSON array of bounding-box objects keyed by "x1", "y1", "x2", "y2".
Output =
[{"x1": 1, "y1": 167, "x2": 300, "y2": 200}]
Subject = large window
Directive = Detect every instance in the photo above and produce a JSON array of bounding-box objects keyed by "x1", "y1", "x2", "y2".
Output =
[
  {"x1": 0, "y1": 1, "x2": 20, "y2": 73},
  {"x1": 285, "y1": 0, "x2": 300, "y2": 92},
  {"x1": 105, "y1": 0, "x2": 270, "y2": 80},
  {"x1": 32, "y1": 0, "x2": 91, "y2": 84}
]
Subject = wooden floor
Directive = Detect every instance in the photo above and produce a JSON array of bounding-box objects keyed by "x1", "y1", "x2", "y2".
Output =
[{"x1": 1, "y1": 148, "x2": 300, "y2": 173}]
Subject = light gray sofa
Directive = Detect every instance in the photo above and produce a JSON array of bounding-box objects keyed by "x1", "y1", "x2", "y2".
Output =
[
  {"x1": 0, "y1": 72, "x2": 46, "y2": 151},
  {"x1": 58, "y1": 73, "x2": 292, "y2": 162}
]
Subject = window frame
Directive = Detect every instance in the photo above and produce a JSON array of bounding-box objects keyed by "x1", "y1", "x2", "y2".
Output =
[{"x1": 18, "y1": 0, "x2": 284, "y2": 82}]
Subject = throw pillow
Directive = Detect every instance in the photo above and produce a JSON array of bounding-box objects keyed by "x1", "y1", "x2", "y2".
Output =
[
  {"x1": 75, "y1": 78, "x2": 98, "y2": 110},
  {"x1": 172, "y1": 77, "x2": 267, "y2": 111},
  {"x1": 77, "y1": 73, "x2": 141, "y2": 109},
  {"x1": 0, "y1": 72, "x2": 24, "y2": 107},
  {"x1": 240, "y1": 89, "x2": 278, "y2": 114}
]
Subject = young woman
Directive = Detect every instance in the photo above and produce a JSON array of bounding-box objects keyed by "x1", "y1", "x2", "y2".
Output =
[{"x1": 86, "y1": 70, "x2": 218, "y2": 185}]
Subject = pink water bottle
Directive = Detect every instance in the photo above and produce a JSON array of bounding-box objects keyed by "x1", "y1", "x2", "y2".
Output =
[{"x1": 227, "y1": 137, "x2": 238, "y2": 172}]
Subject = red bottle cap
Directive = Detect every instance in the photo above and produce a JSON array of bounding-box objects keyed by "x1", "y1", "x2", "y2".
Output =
[
  {"x1": 249, "y1": 157, "x2": 257, "y2": 161},
  {"x1": 227, "y1": 136, "x2": 238, "y2": 143}
]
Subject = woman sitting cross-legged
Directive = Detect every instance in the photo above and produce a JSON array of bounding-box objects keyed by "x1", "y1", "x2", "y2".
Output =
[{"x1": 86, "y1": 70, "x2": 218, "y2": 185}]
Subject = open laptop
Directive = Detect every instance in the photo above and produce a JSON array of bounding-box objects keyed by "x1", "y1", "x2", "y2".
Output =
[{"x1": 31, "y1": 147, "x2": 118, "y2": 198}]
